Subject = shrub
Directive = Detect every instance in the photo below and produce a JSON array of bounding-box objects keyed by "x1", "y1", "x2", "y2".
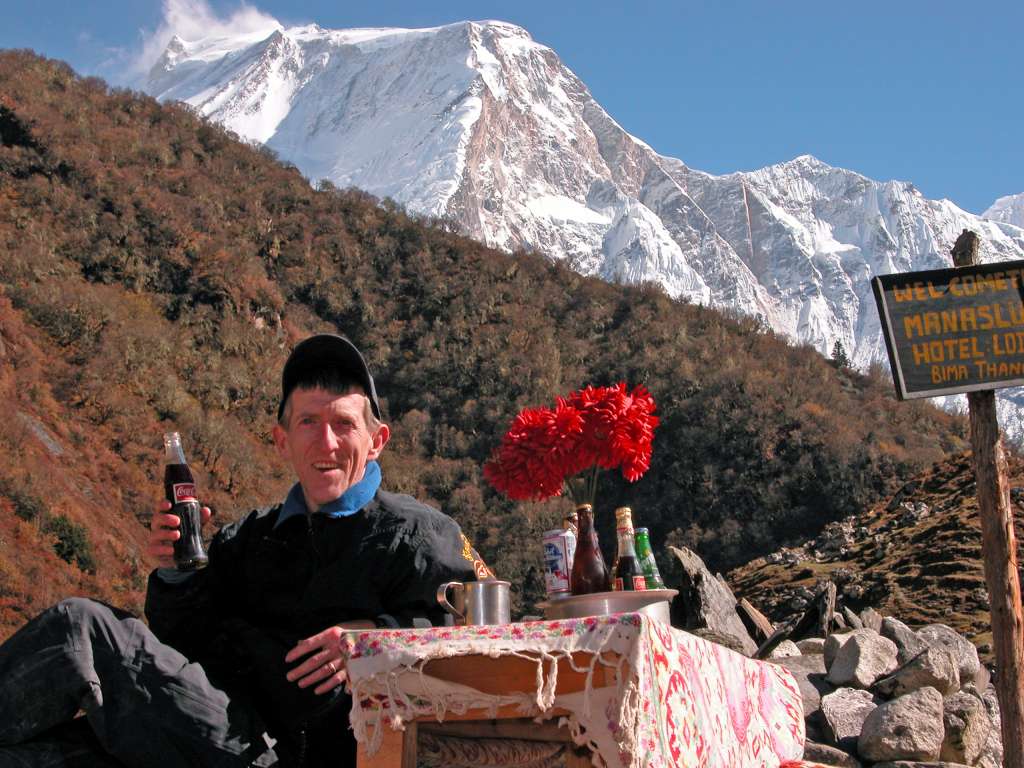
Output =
[
  {"x1": 0, "y1": 476, "x2": 47, "y2": 521},
  {"x1": 42, "y1": 514, "x2": 96, "y2": 573}
]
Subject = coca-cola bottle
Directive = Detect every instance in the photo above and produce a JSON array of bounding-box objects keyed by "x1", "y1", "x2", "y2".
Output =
[
  {"x1": 163, "y1": 432, "x2": 209, "y2": 571},
  {"x1": 611, "y1": 507, "x2": 647, "y2": 592},
  {"x1": 570, "y1": 504, "x2": 609, "y2": 595}
]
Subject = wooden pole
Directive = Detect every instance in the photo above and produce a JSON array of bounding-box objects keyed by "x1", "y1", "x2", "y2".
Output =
[{"x1": 953, "y1": 229, "x2": 1024, "y2": 766}]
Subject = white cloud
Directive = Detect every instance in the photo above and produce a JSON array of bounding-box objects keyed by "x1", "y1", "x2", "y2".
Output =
[{"x1": 126, "y1": 0, "x2": 280, "y2": 84}]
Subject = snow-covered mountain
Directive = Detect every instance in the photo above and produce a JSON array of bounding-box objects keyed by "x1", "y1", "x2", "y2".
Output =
[
  {"x1": 144, "y1": 19, "x2": 1024, "y2": 433},
  {"x1": 985, "y1": 194, "x2": 1024, "y2": 229}
]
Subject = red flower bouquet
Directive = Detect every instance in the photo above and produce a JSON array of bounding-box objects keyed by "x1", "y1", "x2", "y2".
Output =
[{"x1": 483, "y1": 383, "x2": 659, "y2": 506}]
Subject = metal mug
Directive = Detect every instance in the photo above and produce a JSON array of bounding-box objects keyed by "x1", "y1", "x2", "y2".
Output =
[{"x1": 436, "y1": 579, "x2": 511, "y2": 625}]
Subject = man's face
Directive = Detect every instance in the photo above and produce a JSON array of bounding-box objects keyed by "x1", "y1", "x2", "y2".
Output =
[{"x1": 272, "y1": 387, "x2": 390, "y2": 512}]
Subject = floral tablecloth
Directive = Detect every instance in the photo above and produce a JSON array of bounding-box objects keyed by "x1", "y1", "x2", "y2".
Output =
[{"x1": 340, "y1": 612, "x2": 828, "y2": 768}]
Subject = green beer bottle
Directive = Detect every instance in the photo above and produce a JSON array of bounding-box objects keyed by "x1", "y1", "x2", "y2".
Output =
[{"x1": 634, "y1": 527, "x2": 665, "y2": 589}]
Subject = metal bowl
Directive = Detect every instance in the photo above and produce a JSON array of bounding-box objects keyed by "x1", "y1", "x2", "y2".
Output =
[{"x1": 537, "y1": 588, "x2": 678, "y2": 624}]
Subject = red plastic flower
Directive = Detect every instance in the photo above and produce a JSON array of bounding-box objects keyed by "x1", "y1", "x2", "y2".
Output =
[{"x1": 483, "y1": 383, "x2": 659, "y2": 503}]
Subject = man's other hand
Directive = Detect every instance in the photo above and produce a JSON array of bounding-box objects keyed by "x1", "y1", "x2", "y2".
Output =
[
  {"x1": 147, "y1": 500, "x2": 212, "y2": 568},
  {"x1": 285, "y1": 622, "x2": 373, "y2": 695}
]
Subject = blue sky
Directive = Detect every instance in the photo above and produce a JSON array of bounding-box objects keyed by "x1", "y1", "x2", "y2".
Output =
[{"x1": 3, "y1": 0, "x2": 1021, "y2": 214}]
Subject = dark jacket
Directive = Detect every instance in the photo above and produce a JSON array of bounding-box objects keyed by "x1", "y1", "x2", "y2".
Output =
[{"x1": 145, "y1": 489, "x2": 479, "y2": 763}]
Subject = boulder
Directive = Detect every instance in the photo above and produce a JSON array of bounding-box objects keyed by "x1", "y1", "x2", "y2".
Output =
[
  {"x1": 881, "y1": 616, "x2": 927, "y2": 665},
  {"x1": 824, "y1": 631, "x2": 855, "y2": 669},
  {"x1": 916, "y1": 625, "x2": 980, "y2": 682},
  {"x1": 779, "y1": 654, "x2": 833, "y2": 719},
  {"x1": 668, "y1": 546, "x2": 757, "y2": 655},
  {"x1": 769, "y1": 640, "x2": 801, "y2": 659},
  {"x1": 973, "y1": 684, "x2": 1003, "y2": 768},
  {"x1": 842, "y1": 606, "x2": 864, "y2": 630},
  {"x1": 821, "y1": 687, "x2": 880, "y2": 752},
  {"x1": 797, "y1": 637, "x2": 826, "y2": 655},
  {"x1": 737, "y1": 597, "x2": 774, "y2": 643},
  {"x1": 802, "y1": 740, "x2": 862, "y2": 767},
  {"x1": 860, "y1": 606, "x2": 883, "y2": 632},
  {"x1": 690, "y1": 628, "x2": 750, "y2": 656},
  {"x1": 971, "y1": 663, "x2": 991, "y2": 692},
  {"x1": 871, "y1": 762, "x2": 970, "y2": 767},
  {"x1": 857, "y1": 687, "x2": 945, "y2": 762},
  {"x1": 827, "y1": 629, "x2": 899, "y2": 689},
  {"x1": 873, "y1": 646, "x2": 960, "y2": 698},
  {"x1": 941, "y1": 690, "x2": 992, "y2": 765},
  {"x1": 813, "y1": 581, "x2": 837, "y2": 639}
]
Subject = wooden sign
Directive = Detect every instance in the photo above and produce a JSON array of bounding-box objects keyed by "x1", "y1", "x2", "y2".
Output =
[{"x1": 872, "y1": 259, "x2": 1024, "y2": 399}]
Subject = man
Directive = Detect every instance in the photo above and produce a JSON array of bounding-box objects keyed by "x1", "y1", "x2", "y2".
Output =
[{"x1": 0, "y1": 334, "x2": 488, "y2": 767}]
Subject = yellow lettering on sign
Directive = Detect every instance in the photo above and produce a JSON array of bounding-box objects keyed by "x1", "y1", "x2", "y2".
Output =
[
  {"x1": 978, "y1": 305, "x2": 994, "y2": 330},
  {"x1": 912, "y1": 343, "x2": 931, "y2": 365},
  {"x1": 904, "y1": 314, "x2": 924, "y2": 339},
  {"x1": 893, "y1": 284, "x2": 915, "y2": 302},
  {"x1": 992, "y1": 332, "x2": 1024, "y2": 356},
  {"x1": 940, "y1": 310, "x2": 959, "y2": 333},
  {"x1": 975, "y1": 361, "x2": 1024, "y2": 379},
  {"x1": 994, "y1": 304, "x2": 1014, "y2": 328},
  {"x1": 931, "y1": 365, "x2": 969, "y2": 383},
  {"x1": 960, "y1": 307, "x2": 977, "y2": 331}
]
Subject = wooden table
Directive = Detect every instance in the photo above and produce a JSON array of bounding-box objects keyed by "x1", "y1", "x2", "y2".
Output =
[
  {"x1": 341, "y1": 613, "x2": 812, "y2": 768},
  {"x1": 356, "y1": 651, "x2": 620, "y2": 767}
]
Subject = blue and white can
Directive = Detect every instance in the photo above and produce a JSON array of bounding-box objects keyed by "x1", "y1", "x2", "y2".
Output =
[{"x1": 543, "y1": 529, "x2": 575, "y2": 599}]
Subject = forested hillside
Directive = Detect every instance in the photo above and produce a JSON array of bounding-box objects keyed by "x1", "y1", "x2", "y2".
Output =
[{"x1": 0, "y1": 51, "x2": 966, "y2": 636}]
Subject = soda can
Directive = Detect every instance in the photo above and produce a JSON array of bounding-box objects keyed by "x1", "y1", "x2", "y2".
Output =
[
  {"x1": 562, "y1": 526, "x2": 577, "y2": 564},
  {"x1": 542, "y1": 529, "x2": 574, "y2": 599}
]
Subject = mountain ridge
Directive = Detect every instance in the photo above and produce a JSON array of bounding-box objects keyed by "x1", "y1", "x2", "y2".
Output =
[{"x1": 143, "y1": 19, "x2": 1024, "y2": 372}]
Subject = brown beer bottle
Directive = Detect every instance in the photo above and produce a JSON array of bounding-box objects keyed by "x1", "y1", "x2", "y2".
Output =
[
  {"x1": 570, "y1": 504, "x2": 609, "y2": 595},
  {"x1": 612, "y1": 507, "x2": 647, "y2": 591},
  {"x1": 163, "y1": 432, "x2": 209, "y2": 571}
]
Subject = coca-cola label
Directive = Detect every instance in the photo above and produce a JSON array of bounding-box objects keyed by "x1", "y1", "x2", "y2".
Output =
[
  {"x1": 172, "y1": 482, "x2": 198, "y2": 504},
  {"x1": 614, "y1": 576, "x2": 650, "y2": 591}
]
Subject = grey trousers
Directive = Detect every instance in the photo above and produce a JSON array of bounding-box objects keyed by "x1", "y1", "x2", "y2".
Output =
[{"x1": 0, "y1": 598, "x2": 276, "y2": 768}]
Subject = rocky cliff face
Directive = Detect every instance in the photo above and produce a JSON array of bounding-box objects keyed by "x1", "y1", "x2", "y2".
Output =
[{"x1": 144, "y1": 19, "x2": 1024, "y2": 432}]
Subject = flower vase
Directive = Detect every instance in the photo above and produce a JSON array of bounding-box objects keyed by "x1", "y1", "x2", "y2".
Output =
[{"x1": 570, "y1": 503, "x2": 609, "y2": 594}]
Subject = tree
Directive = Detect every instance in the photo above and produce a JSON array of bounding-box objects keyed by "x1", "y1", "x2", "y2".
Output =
[{"x1": 831, "y1": 339, "x2": 851, "y2": 369}]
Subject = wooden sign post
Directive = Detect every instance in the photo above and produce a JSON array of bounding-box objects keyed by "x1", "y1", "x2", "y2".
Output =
[{"x1": 875, "y1": 229, "x2": 1024, "y2": 765}]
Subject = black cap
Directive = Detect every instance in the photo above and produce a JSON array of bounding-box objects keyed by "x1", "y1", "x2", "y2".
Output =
[{"x1": 278, "y1": 334, "x2": 381, "y2": 422}]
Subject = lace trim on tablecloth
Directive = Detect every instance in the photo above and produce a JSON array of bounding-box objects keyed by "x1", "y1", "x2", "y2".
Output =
[
  {"x1": 341, "y1": 613, "x2": 808, "y2": 767},
  {"x1": 342, "y1": 615, "x2": 644, "y2": 762}
]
